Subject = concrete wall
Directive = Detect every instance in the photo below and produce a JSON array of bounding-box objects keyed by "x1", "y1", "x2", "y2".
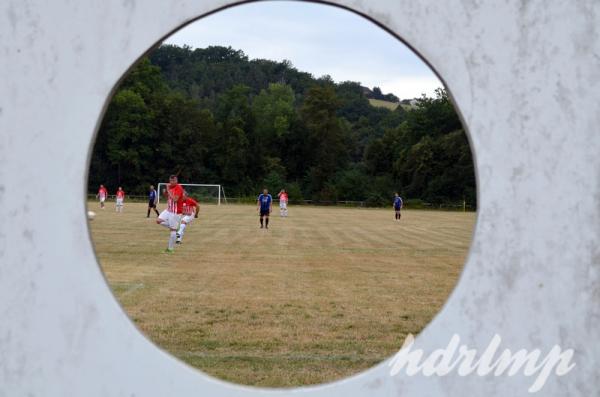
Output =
[{"x1": 1, "y1": 1, "x2": 598, "y2": 396}]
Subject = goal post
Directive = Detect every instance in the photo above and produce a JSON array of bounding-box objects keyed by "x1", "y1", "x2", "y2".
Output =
[{"x1": 156, "y1": 183, "x2": 226, "y2": 205}]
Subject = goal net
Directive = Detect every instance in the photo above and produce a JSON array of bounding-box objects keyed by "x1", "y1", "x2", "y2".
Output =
[{"x1": 156, "y1": 183, "x2": 227, "y2": 205}]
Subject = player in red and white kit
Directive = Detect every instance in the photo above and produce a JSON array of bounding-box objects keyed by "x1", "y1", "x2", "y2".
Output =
[
  {"x1": 115, "y1": 187, "x2": 125, "y2": 213},
  {"x1": 96, "y1": 185, "x2": 108, "y2": 209},
  {"x1": 176, "y1": 193, "x2": 198, "y2": 244},
  {"x1": 277, "y1": 189, "x2": 288, "y2": 217},
  {"x1": 156, "y1": 175, "x2": 184, "y2": 253}
]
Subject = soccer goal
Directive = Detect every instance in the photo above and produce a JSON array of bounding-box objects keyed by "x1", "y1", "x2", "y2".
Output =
[{"x1": 156, "y1": 183, "x2": 227, "y2": 205}]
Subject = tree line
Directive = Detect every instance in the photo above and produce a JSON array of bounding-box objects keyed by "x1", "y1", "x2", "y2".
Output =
[{"x1": 89, "y1": 44, "x2": 475, "y2": 206}]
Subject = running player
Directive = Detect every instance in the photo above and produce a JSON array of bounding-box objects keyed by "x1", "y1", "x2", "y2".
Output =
[
  {"x1": 257, "y1": 188, "x2": 273, "y2": 229},
  {"x1": 96, "y1": 185, "x2": 108, "y2": 209},
  {"x1": 147, "y1": 185, "x2": 159, "y2": 218},
  {"x1": 115, "y1": 187, "x2": 125, "y2": 213},
  {"x1": 156, "y1": 175, "x2": 184, "y2": 253},
  {"x1": 277, "y1": 189, "x2": 288, "y2": 217},
  {"x1": 176, "y1": 193, "x2": 198, "y2": 244},
  {"x1": 393, "y1": 192, "x2": 403, "y2": 221}
]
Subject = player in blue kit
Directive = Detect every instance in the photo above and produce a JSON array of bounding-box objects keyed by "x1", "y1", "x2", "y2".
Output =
[
  {"x1": 257, "y1": 188, "x2": 273, "y2": 229},
  {"x1": 147, "y1": 185, "x2": 160, "y2": 218},
  {"x1": 393, "y1": 192, "x2": 403, "y2": 221}
]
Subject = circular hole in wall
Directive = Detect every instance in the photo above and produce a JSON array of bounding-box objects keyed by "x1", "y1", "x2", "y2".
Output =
[{"x1": 87, "y1": 0, "x2": 477, "y2": 388}]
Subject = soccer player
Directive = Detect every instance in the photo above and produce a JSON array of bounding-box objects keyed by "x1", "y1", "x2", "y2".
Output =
[
  {"x1": 96, "y1": 185, "x2": 108, "y2": 209},
  {"x1": 176, "y1": 193, "x2": 198, "y2": 244},
  {"x1": 257, "y1": 188, "x2": 273, "y2": 229},
  {"x1": 115, "y1": 187, "x2": 125, "y2": 213},
  {"x1": 147, "y1": 185, "x2": 159, "y2": 218},
  {"x1": 277, "y1": 189, "x2": 288, "y2": 217},
  {"x1": 393, "y1": 192, "x2": 403, "y2": 221},
  {"x1": 156, "y1": 175, "x2": 184, "y2": 253}
]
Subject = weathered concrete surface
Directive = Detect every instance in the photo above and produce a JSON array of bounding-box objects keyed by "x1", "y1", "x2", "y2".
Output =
[{"x1": 0, "y1": 1, "x2": 598, "y2": 396}]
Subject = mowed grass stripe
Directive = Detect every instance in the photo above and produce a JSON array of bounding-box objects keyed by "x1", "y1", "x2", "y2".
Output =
[{"x1": 88, "y1": 201, "x2": 475, "y2": 387}]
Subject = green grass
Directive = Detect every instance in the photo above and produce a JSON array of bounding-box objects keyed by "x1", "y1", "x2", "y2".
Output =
[{"x1": 88, "y1": 202, "x2": 475, "y2": 387}]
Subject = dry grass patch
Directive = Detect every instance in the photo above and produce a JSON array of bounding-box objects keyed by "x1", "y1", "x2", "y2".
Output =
[{"x1": 88, "y1": 201, "x2": 475, "y2": 387}]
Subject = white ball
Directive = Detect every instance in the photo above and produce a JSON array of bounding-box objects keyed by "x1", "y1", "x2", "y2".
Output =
[{"x1": 87, "y1": 211, "x2": 96, "y2": 220}]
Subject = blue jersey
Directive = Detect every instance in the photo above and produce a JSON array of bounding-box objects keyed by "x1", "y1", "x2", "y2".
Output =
[
  {"x1": 149, "y1": 190, "x2": 157, "y2": 202},
  {"x1": 394, "y1": 196, "x2": 403, "y2": 209},
  {"x1": 258, "y1": 194, "x2": 272, "y2": 211}
]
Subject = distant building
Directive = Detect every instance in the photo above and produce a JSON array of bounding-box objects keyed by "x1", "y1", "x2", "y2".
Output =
[{"x1": 401, "y1": 98, "x2": 419, "y2": 107}]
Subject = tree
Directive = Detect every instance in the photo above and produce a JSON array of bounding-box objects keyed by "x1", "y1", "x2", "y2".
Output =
[
  {"x1": 102, "y1": 89, "x2": 154, "y2": 188},
  {"x1": 403, "y1": 88, "x2": 462, "y2": 145},
  {"x1": 300, "y1": 85, "x2": 350, "y2": 197},
  {"x1": 252, "y1": 83, "x2": 296, "y2": 155},
  {"x1": 213, "y1": 85, "x2": 254, "y2": 193}
]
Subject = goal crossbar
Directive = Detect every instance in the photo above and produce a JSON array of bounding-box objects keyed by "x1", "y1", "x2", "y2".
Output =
[{"x1": 156, "y1": 183, "x2": 224, "y2": 205}]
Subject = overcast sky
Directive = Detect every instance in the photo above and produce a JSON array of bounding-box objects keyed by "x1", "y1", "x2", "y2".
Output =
[{"x1": 165, "y1": 1, "x2": 443, "y2": 99}]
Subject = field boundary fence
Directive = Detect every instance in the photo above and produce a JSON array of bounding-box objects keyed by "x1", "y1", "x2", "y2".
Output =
[{"x1": 87, "y1": 194, "x2": 475, "y2": 211}]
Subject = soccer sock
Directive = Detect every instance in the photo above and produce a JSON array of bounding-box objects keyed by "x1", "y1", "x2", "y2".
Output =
[
  {"x1": 147, "y1": 208, "x2": 151, "y2": 217},
  {"x1": 260, "y1": 217, "x2": 263, "y2": 227},
  {"x1": 154, "y1": 209, "x2": 160, "y2": 216},
  {"x1": 266, "y1": 217, "x2": 269, "y2": 227},
  {"x1": 178, "y1": 223, "x2": 186, "y2": 236},
  {"x1": 168, "y1": 230, "x2": 177, "y2": 249}
]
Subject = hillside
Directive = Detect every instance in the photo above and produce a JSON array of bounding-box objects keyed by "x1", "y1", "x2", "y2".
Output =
[{"x1": 89, "y1": 45, "x2": 476, "y2": 205}]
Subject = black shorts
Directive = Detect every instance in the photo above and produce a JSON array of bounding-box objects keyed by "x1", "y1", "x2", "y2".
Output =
[
  {"x1": 394, "y1": 207, "x2": 401, "y2": 211},
  {"x1": 148, "y1": 200, "x2": 156, "y2": 208},
  {"x1": 260, "y1": 209, "x2": 270, "y2": 216}
]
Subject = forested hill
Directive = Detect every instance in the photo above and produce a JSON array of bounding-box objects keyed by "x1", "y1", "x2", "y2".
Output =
[{"x1": 89, "y1": 44, "x2": 476, "y2": 206}]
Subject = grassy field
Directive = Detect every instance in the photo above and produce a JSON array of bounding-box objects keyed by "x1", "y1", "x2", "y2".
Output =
[
  {"x1": 88, "y1": 201, "x2": 475, "y2": 387},
  {"x1": 368, "y1": 98, "x2": 399, "y2": 110},
  {"x1": 368, "y1": 98, "x2": 416, "y2": 112}
]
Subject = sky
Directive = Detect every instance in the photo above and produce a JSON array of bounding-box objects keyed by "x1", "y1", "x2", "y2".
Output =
[{"x1": 165, "y1": 1, "x2": 443, "y2": 100}]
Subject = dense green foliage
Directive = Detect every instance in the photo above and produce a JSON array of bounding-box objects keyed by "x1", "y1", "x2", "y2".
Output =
[{"x1": 89, "y1": 45, "x2": 475, "y2": 205}]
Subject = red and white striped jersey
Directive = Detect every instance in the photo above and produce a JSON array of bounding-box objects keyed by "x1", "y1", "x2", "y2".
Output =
[
  {"x1": 182, "y1": 197, "x2": 198, "y2": 216},
  {"x1": 167, "y1": 184, "x2": 184, "y2": 214},
  {"x1": 116, "y1": 190, "x2": 125, "y2": 199}
]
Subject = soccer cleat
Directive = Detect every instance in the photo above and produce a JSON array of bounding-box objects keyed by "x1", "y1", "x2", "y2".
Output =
[
  {"x1": 176, "y1": 238, "x2": 182, "y2": 244},
  {"x1": 163, "y1": 248, "x2": 175, "y2": 254}
]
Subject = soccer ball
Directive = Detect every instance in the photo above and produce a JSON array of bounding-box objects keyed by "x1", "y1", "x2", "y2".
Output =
[{"x1": 87, "y1": 211, "x2": 96, "y2": 221}]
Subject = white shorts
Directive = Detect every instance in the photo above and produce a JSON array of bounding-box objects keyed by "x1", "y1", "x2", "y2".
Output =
[
  {"x1": 280, "y1": 201, "x2": 287, "y2": 209},
  {"x1": 181, "y1": 215, "x2": 194, "y2": 224},
  {"x1": 159, "y1": 210, "x2": 181, "y2": 229},
  {"x1": 99, "y1": 197, "x2": 106, "y2": 203},
  {"x1": 116, "y1": 198, "x2": 124, "y2": 206}
]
